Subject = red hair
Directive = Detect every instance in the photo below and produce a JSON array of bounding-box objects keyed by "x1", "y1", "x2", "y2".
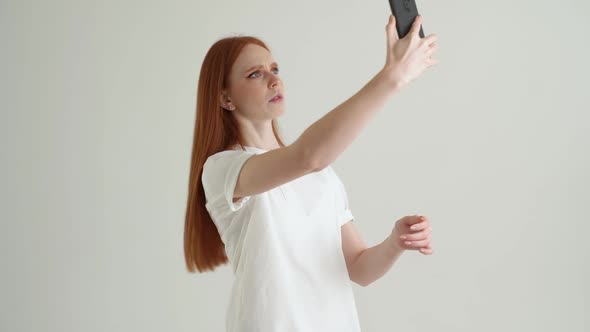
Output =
[{"x1": 184, "y1": 35, "x2": 287, "y2": 273}]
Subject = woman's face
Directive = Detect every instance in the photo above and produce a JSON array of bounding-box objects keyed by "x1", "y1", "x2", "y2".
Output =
[{"x1": 221, "y1": 44, "x2": 285, "y2": 121}]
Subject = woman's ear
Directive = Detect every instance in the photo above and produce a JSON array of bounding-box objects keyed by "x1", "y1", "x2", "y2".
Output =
[{"x1": 219, "y1": 92, "x2": 234, "y2": 111}]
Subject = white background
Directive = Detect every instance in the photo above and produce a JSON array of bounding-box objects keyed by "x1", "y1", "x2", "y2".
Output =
[{"x1": 1, "y1": 0, "x2": 588, "y2": 331}]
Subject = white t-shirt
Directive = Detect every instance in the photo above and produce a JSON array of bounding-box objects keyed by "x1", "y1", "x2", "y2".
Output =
[{"x1": 201, "y1": 145, "x2": 362, "y2": 332}]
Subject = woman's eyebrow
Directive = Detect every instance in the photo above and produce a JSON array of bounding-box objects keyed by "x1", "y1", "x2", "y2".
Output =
[{"x1": 243, "y1": 62, "x2": 278, "y2": 73}]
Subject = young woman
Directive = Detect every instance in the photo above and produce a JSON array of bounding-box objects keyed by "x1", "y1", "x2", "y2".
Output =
[{"x1": 185, "y1": 14, "x2": 437, "y2": 332}]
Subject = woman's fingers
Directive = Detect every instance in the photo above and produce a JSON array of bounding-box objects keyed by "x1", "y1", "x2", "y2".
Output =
[
  {"x1": 419, "y1": 247, "x2": 433, "y2": 255},
  {"x1": 409, "y1": 219, "x2": 430, "y2": 231},
  {"x1": 400, "y1": 226, "x2": 431, "y2": 241},
  {"x1": 420, "y1": 34, "x2": 438, "y2": 64},
  {"x1": 410, "y1": 15, "x2": 423, "y2": 37},
  {"x1": 386, "y1": 14, "x2": 399, "y2": 47},
  {"x1": 399, "y1": 215, "x2": 433, "y2": 252},
  {"x1": 425, "y1": 43, "x2": 438, "y2": 61},
  {"x1": 403, "y1": 236, "x2": 431, "y2": 248},
  {"x1": 427, "y1": 43, "x2": 438, "y2": 54},
  {"x1": 421, "y1": 33, "x2": 438, "y2": 47}
]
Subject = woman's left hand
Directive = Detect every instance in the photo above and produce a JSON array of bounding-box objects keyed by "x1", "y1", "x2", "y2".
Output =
[{"x1": 390, "y1": 215, "x2": 433, "y2": 255}]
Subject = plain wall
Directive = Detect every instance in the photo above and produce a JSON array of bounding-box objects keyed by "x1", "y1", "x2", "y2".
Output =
[{"x1": 1, "y1": 0, "x2": 588, "y2": 331}]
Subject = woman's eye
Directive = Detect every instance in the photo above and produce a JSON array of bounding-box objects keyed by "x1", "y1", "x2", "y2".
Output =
[{"x1": 248, "y1": 68, "x2": 279, "y2": 78}]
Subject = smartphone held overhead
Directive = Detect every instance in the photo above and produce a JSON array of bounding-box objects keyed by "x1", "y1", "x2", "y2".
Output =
[{"x1": 388, "y1": 0, "x2": 425, "y2": 38}]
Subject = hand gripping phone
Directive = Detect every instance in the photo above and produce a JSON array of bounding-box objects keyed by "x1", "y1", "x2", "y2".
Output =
[{"x1": 388, "y1": 0, "x2": 425, "y2": 39}]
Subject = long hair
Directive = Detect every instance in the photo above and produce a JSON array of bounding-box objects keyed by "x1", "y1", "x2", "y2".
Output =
[{"x1": 184, "y1": 36, "x2": 287, "y2": 273}]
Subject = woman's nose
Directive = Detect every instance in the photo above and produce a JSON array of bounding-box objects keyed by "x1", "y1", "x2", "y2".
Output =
[{"x1": 268, "y1": 73, "x2": 280, "y2": 88}]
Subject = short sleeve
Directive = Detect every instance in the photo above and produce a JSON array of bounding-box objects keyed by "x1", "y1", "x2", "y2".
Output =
[
  {"x1": 201, "y1": 150, "x2": 257, "y2": 213},
  {"x1": 328, "y1": 166, "x2": 354, "y2": 226}
]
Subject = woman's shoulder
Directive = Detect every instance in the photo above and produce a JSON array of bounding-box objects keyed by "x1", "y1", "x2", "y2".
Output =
[
  {"x1": 204, "y1": 147, "x2": 255, "y2": 168},
  {"x1": 209, "y1": 145, "x2": 247, "y2": 156}
]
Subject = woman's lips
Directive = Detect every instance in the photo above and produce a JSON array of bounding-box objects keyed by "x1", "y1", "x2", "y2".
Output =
[{"x1": 270, "y1": 95, "x2": 283, "y2": 102}]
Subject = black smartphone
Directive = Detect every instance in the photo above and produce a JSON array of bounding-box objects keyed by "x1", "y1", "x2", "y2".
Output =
[{"x1": 388, "y1": 0, "x2": 425, "y2": 39}]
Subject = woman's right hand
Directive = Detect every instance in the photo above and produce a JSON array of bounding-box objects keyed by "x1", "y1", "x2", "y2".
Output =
[{"x1": 382, "y1": 14, "x2": 439, "y2": 89}]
